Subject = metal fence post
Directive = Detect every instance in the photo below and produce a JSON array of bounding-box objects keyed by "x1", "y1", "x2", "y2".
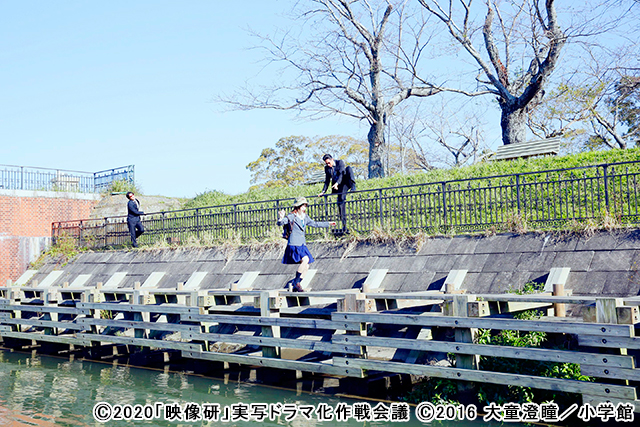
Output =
[
  {"x1": 516, "y1": 174, "x2": 521, "y2": 213},
  {"x1": 233, "y1": 204, "x2": 238, "y2": 233},
  {"x1": 378, "y1": 189, "x2": 384, "y2": 227},
  {"x1": 603, "y1": 165, "x2": 610, "y2": 211},
  {"x1": 196, "y1": 208, "x2": 201, "y2": 240},
  {"x1": 103, "y1": 218, "x2": 108, "y2": 248},
  {"x1": 441, "y1": 182, "x2": 447, "y2": 227}
]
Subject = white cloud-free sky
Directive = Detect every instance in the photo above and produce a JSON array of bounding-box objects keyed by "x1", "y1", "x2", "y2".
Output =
[{"x1": 0, "y1": 1, "x2": 363, "y2": 198}]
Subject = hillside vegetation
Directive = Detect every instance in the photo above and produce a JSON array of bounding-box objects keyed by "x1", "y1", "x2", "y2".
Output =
[{"x1": 185, "y1": 148, "x2": 640, "y2": 210}]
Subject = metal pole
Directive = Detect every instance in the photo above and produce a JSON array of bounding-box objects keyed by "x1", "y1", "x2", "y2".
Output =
[
  {"x1": 378, "y1": 189, "x2": 384, "y2": 227},
  {"x1": 516, "y1": 174, "x2": 521, "y2": 214},
  {"x1": 603, "y1": 165, "x2": 609, "y2": 210},
  {"x1": 442, "y1": 182, "x2": 447, "y2": 227}
]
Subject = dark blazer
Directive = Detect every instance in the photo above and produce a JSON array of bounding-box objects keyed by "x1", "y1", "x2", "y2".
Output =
[
  {"x1": 127, "y1": 199, "x2": 144, "y2": 220},
  {"x1": 322, "y1": 159, "x2": 354, "y2": 193}
]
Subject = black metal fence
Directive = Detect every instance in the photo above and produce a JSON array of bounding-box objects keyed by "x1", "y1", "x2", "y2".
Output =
[
  {"x1": 0, "y1": 164, "x2": 135, "y2": 193},
  {"x1": 52, "y1": 160, "x2": 640, "y2": 248}
]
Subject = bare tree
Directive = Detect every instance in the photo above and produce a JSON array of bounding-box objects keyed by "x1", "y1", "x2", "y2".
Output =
[
  {"x1": 390, "y1": 98, "x2": 487, "y2": 169},
  {"x1": 418, "y1": 0, "x2": 566, "y2": 146},
  {"x1": 527, "y1": 3, "x2": 640, "y2": 150},
  {"x1": 222, "y1": 0, "x2": 451, "y2": 178}
]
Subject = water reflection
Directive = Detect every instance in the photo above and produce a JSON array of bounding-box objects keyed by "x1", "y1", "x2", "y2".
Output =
[{"x1": 0, "y1": 350, "x2": 510, "y2": 426}]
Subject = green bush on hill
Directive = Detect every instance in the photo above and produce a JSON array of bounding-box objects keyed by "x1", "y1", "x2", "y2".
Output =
[{"x1": 184, "y1": 148, "x2": 640, "y2": 210}]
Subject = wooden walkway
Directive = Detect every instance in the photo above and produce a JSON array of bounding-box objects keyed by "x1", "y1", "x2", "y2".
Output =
[{"x1": 1, "y1": 269, "x2": 639, "y2": 411}]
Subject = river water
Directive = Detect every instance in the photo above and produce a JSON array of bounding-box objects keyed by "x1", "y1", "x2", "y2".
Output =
[{"x1": 0, "y1": 350, "x2": 519, "y2": 426}]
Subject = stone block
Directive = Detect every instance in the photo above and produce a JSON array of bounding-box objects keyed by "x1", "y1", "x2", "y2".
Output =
[
  {"x1": 482, "y1": 253, "x2": 521, "y2": 273},
  {"x1": 551, "y1": 251, "x2": 593, "y2": 272},
  {"x1": 516, "y1": 251, "x2": 557, "y2": 272},
  {"x1": 474, "y1": 234, "x2": 514, "y2": 254},
  {"x1": 418, "y1": 237, "x2": 452, "y2": 255},
  {"x1": 589, "y1": 250, "x2": 634, "y2": 272},
  {"x1": 453, "y1": 254, "x2": 490, "y2": 273},
  {"x1": 446, "y1": 236, "x2": 479, "y2": 255},
  {"x1": 504, "y1": 233, "x2": 547, "y2": 253},
  {"x1": 398, "y1": 272, "x2": 436, "y2": 292},
  {"x1": 463, "y1": 272, "x2": 496, "y2": 294},
  {"x1": 419, "y1": 255, "x2": 456, "y2": 273}
]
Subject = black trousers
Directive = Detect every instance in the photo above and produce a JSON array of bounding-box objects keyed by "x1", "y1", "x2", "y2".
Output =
[
  {"x1": 127, "y1": 217, "x2": 144, "y2": 247},
  {"x1": 334, "y1": 185, "x2": 350, "y2": 231}
]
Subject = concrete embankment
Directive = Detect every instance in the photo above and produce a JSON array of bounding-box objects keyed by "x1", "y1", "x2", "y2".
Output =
[{"x1": 28, "y1": 230, "x2": 640, "y2": 297}]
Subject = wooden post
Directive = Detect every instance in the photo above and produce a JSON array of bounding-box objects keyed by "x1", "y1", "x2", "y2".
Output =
[
  {"x1": 449, "y1": 294, "x2": 478, "y2": 398},
  {"x1": 260, "y1": 290, "x2": 280, "y2": 358},
  {"x1": 553, "y1": 283, "x2": 566, "y2": 317}
]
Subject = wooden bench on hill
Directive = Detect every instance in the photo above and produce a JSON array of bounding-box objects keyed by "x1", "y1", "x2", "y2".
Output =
[
  {"x1": 493, "y1": 137, "x2": 561, "y2": 161},
  {"x1": 304, "y1": 170, "x2": 326, "y2": 185}
]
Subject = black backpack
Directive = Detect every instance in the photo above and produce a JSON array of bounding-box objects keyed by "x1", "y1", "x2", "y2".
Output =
[{"x1": 282, "y1": 214, "x2": 295, "y2": 239}]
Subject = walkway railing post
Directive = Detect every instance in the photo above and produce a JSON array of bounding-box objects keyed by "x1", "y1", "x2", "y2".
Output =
[
  {"x1": 378, "y1": 189, "x2": 384, "y2": 228},
  {"x1": 259, "y1": 290, "x2": 281, "y2": 358},
  {"x1": 195, "y1": 208, "x2": 201, "y2": 240},
  {"x1": 516, "y1": 174, "x2": 521, "y2": 214},
  {"x1": 441, "y1": 182, "x2": 447, "y2": 227},
  {"x1": 603, "y1": 165, "x2": 610, "y2": 211}
]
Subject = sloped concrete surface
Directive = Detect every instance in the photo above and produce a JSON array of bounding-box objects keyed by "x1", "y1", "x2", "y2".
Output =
[{"x1": 22, "y1": 230, "x2": 640, "y2": 297}]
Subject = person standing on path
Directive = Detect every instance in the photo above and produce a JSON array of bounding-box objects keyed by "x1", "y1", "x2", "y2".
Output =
[
  {"x1": 318, "y1": 154, "x2": 356, "y2": 234},
  {"x1": 126, "y1": 191, "x2": 145, "y2": 247},
  {"x1": 277, "y1": 197, "x2": 336, "y2": 291}
]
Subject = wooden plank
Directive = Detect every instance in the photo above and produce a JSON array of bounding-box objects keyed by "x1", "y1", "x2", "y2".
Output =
[
  {"x1": 544, "y1": 267, "x2": 570, "y2": 292},
  {"x1": 581, "y1": 364, "x2": 640, "y2": 382},
  {"x1": 579, "y1": 334, "x2": 640, "y2": 350},
  {"x1": 5, "y1": 305, "x2": 91, "y2": 315},
  {"x1": 332, "y1": 312, "x2": 633, "y2": 337},
  {"x1": 35, "y1": 271, "x2": 65, "y2": 288},
  {"x1": 234, "y1": 271, "x2": 260, "y2": 291},
  {"x1": 0, "y1": 331, "x2": 91, "y2": 346},
  {"x1": 442, "y1": 270, "x2": 467, "y2": 292},
  {"x1": 180, "y1": 313, "x2": 360, "y2": 331},
  {"x1": 333, "y1": 358, "x2": 636, "y2": 400},
  {"x1": 76, "y1": 318, "x2": 201, "y2": 332},
  {"x1": 364, "y1": 292, "x2": 451, "y2": 301},
  {"x1": 77, "y1": 302, "x2": 200, "y2": 314},
  {"x1": 183, "y1": 271, "x2": 208, "y2": 290},
  {"x1": 141, "y1": 272, "x2": 166, "y2": 289},
  {"x1": 14, "y1": 270, "x2": 38, "y2": 286},
  {"x1": 102, "y1": 272, "x2": 128, "y2": 289},
  {"x1": 185, "y1": 331, "x2": 361, "y2": 354},
  {"x1": 2, "y1": 318, "x2": 89, "y2": 331},
  {"x1": 476, "y1": 294, "x2": 597, "y2": 304},
  {"x1": 582, "y1": 395, "x2": 640, "y2": 413},
  {"x1": 182, "y1": 350, "x2": 359, "y2": 377},
  {"x1": 68, "y1": 274, "x2": 92, "y2": 288},
  {"x1": 76, "y1": 333, "x2": 200, "y2": 351},
  {"x1": 362, "y1": 269, "x2": 388, "y2": 293},
  {"x1": 493, "y1": 138, "x2": 561, "y2": 161},
  {"x1": 331, "y1": 335, "x2": 634, "y2": 368}
]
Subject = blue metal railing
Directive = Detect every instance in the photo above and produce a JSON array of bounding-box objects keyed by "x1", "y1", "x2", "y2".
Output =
[{"x1": 0, "y1": 164, "x2": 134, "y2": 193}]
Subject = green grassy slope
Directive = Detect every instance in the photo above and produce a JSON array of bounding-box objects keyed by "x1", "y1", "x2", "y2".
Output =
[{"x1": 185, "y1": 148, "x2": 640, "y2": 210}]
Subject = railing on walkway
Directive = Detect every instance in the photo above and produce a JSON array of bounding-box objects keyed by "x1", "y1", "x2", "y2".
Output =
[
  {"x1": 1, "y1": 284, "x2": 639, "y2": 411},
  {"x1": 0, "y1": 164, "x2": 135, "y2": 193},
  {"x1": 52, "y1": 160, "x2": 640, "y2": 248}
]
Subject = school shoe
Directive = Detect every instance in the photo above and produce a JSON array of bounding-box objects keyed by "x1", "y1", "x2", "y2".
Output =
[
  {"x1": 284, "y1": 279, "x2": 303, "y2": 292},
  {"x1": 292, "y1": 278, "x2": 304, "y2": 292}
]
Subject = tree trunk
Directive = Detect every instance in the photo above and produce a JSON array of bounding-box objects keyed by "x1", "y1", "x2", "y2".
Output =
[
  {"x1": 500, "y1": 103, "x2": 527, "y2": 145},
  {"x1": 367, "y1": 120, "x2": 386, "y2": 178}
]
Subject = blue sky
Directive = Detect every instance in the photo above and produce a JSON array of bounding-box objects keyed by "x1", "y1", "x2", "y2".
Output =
[{"x1": 0, "y1": 1, "x2": 362, "y2": 198}]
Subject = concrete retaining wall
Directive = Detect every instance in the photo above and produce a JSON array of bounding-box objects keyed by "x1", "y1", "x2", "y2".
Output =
[{"x1": 25, "y1": 230, "x2": 640, "y2": 297}]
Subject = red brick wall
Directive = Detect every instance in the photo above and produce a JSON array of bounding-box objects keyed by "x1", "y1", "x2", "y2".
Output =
[{"x1": 0, "y1": 191, "x2": 100, "y2": 285}]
